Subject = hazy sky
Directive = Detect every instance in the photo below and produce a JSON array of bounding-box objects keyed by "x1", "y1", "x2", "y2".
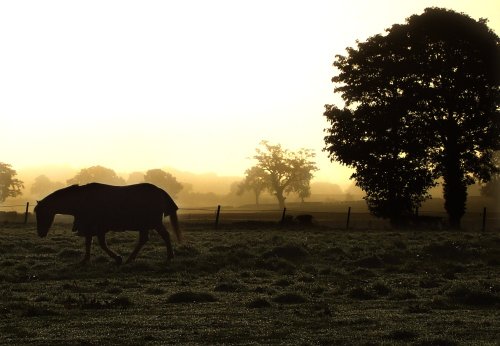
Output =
[{"x1": 1, "y1": 0, "x2": 498, "y2": 186}]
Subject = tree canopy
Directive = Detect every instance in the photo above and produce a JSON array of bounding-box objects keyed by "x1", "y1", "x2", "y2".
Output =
[
  {"x1": 324, "y1": 8, "x2": 499, "y2": 227},
  {"x1": 0, "y1": 163, "x2": 24, "y2": 203},
  {"x1": 242, "y1": 141, "x2": 317, "y2": 208},
  {"x1": 144, "y1": 169, "x2": 183, "y2": 197},
  {"x1": 67, "y1": 166, "x2": 126, "y2": 186}
]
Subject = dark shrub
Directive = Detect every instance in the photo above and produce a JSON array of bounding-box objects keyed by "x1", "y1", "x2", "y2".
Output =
[
  {"x1": 145, "y1": 287, "x2": 165, "y2": 295},
  {"x1": 423, "y1": 241, "x2": 478, "y2": 261},
  {"x1": 256, "y1": 257, "x2": 296, "y2": 274},
  {"x1": 419, "y1": 276, "x2": 441, "y2": 289},
  {"x1": 214, "y1": 282, "x2": 241, "y2": 292},
  {"x1": 167, "y1": 291, "x2": 217, "y2": 303},
  {"x1": 272, "y1": 292, "x2": 307, "y2": 304},
  {"x1": 446, "y1": 285, "x2": 500, "y2": 306},
  {"x1": 348, "y1": 287, "x2": 375, "y2": 300},
  {"x1": 371, "y1": 281, "x2": 391, "y2": 296},
  {"x1": 353, "y1": 255, "x2": 383, "y2": 268},
  {"x1": 57, "y1": 249, "x2": 81, "y2": 258},
  {"x1": 264, "y1": 244, "x2": 309, "y2": 260},
  {"x1": 295, "y1": 214, "x2": 313, "y2": 225},
  {"x1": 389, "y1": 289, "x2": 418, "y2": 300},
  {"x1": 247, "y1": 298, "x2": 271, "y2": 308},
  {"x1": 387, "y1": 329, "x2": 417, "y2": 341}
]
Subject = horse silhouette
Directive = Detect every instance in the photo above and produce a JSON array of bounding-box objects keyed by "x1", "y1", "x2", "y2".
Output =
[{"x1": 34, "y1": 183, "x2": 181, "y2": 264}]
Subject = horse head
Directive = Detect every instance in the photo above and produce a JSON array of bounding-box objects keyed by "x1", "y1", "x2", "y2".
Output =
[{"x1": 34, "y1": 201, "x2": 55, "y2": 238}]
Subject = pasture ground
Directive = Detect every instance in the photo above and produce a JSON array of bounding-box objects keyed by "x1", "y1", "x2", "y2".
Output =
[{"x1": 0, "y1": 221, "x2": 499, "y2": 345}]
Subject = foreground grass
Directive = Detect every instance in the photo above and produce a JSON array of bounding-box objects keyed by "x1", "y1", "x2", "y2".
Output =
[{"x1": 0, "y1": 222, "x2": 499, "y2": 345}]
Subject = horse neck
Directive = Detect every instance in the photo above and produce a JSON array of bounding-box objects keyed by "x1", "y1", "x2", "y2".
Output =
[{"x1": 46, "y1": 192, "x2": 79, "y2": 215}]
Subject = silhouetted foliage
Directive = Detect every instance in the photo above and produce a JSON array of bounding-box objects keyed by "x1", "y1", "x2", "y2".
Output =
[
  {"x1": 324, "y1": 8, "x2": 500, "y2": 228},
  {"x1": 126, "y1": 171, "x2": 145, "y2": 184},
  {"x1": 67, "y1": 166, "x2": 126, "y2": 186},
  {"x1": 0, "y1": 163, "x2": 24, "y2": 203},
  {"x1": 480, "y1": 151, "x2": 499, "y2": 200},
  {"x1": 30, "y1": 175, "x2": 64, "y2": 199},
  {"x1": 144, "y1": 169, "x2": 183, "y2": 198},
  {"x1": 238, "y1": 166, "x2": 267, "y2": 205},
  {"x1": 245, "y1": 141, "x2": 317, "y2": 208}
]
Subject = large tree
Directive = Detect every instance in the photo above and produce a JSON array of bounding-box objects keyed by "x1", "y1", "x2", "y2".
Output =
[
  {"x1": 144, "y1": 169, "x2": 183, "y2": 197},
  {"x1": 324, "y1": 8, "x2": 499, "y2": 228},
  {"x1": 0, "y1": 163, "x2": 24, "y2": 203},
  {"x1": 245, "y1": 141, "x2": 317, "y2": 208},
  {"x1": 67, "y1": 166, "x2": 126, "y2": 186}
]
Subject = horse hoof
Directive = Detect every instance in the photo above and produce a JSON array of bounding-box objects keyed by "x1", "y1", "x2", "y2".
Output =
[{"x1": 115, "y1": 256, "x2": 123, "y2": 265}]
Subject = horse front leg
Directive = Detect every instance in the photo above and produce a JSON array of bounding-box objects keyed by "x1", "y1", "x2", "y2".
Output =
[
  {"x1": 97, "y1": 233, "x2": 123, "y2": 265},
  {"x1": 125, "y1": 230, "x2": 149, "y2": 264},
  {"x1": 155, "y1": 225, "x2": 174, "y2": 261},
  {"x1": 80, "y1": 235, "x2": 92, "y2": 265}
]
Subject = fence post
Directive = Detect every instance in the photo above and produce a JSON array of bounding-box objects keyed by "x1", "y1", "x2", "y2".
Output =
[
  {"x1": 24, "y1": 202, "x2": 30, "y2": 224},
  {"x1": 482, "y1": 207, "x2": 486, "y2": 232},
  {"x1": 280, "y1": 208, "x2": 287, "y2": 224},
  {"x1": 215, "y1": 205, "x2": 221, "y2": 229},
  {"x1": 346, "y1": 206, "x2": 351, "y2": 230}
]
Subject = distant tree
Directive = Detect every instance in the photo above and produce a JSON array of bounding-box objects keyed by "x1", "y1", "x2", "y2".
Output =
[
  {"x1": 30, "y1": 175, "x2": 64, "y2": 198},
  {"x1": 67, "y1": 166, "x2": 126, "y2": 186},
  {"x1": 126, "y1": 172, "x2": 145, "y2": 185},
  {"x1": 324, "y1": 8, "x2": 499, "y2": 228},
  {"x1": 0, "y1": 163, "x2": 24, "y2": 203},
  {"x1": 247, "y1": 141, "x2": 317, "y2": 209},
  {"x1": 238, "y1": 166, "x2": 267, "y2": 205},
  {"x1": 144, "y1": 169, "x2": 183, "y2": 197}
]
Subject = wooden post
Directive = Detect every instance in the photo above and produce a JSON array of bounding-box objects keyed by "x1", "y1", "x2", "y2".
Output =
[
  {"x1": 346, "y1": 206, "x2": 351, "y2": 230},
  {"x1": 24, "y1": 202, "x2": 30, "y2": 224},
  {"x1": 482, "y1": 207, "x2": 486, "y2": 232},
  {"x1": 215, "y1": 205, "x2": 221, "y2": 229},
  {"x1": 280, "y1": 208, "x2": 287, "y2": 224}
]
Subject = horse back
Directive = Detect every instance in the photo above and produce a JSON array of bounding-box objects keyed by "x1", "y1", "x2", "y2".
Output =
[{"x1": 78, "y1": 183, "x2": 177, "y2": 223}]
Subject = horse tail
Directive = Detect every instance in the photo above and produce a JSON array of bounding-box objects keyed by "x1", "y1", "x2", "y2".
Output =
[{"x1": 169, "y1": 210, "x2": 182, "y2": 242}]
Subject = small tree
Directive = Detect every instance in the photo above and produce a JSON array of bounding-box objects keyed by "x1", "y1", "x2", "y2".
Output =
[
  {"x1": 247, "y1": 141, "x2": 317, "y2": 209},
  {"x1": 238, "y1": 166, "x2": 267, "y2": 205},
  {"x1": 0, "y1": 163, "x2": 24, "y2": 203},
  {"x1": 67, "y1": 166, "x2": 126, "y2": 186},
  {"x1": 30, "y1": 175, "x2": 64, "y2": 199},
  {"x1": 144, "y1": 169, "x2": 183, "y2": 197}
]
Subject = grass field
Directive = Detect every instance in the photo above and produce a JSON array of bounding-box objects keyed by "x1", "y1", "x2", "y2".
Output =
[{"x1": 1, "y1": 221, "x2": 499, "y2": 345}]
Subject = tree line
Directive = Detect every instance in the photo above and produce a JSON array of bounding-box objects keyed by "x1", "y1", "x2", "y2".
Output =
[{"x1": 1, "y1": 8, "x2": 498, "y2": 229}]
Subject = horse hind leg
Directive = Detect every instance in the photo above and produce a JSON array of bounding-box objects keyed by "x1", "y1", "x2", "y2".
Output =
[
  {"x1": 155, "y1": 224, "x2": 174, "y2": 260},
  {"x1": 125, "y1": 230, "x2": 149, "y2": 264},
  {"x1": 79, "y1": 235, "x2": 93, "y2": 265},
  {"x1": 97, "y1": 233, "x2": 123, "y2": 265}
]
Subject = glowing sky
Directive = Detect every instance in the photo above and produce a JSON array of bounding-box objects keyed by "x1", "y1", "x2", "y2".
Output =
[{"x1": 1, "y1": 0, "x2": 498, "y2": 185}]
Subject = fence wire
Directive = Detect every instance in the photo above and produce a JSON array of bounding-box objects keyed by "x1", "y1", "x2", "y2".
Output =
[{"x1": 1, "y1": 202, "x2": 498, "y2": 231}]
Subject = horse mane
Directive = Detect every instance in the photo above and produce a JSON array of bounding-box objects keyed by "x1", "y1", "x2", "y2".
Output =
[{"x1": 41, "y1": 184, "x2": 81, "y2": 203}]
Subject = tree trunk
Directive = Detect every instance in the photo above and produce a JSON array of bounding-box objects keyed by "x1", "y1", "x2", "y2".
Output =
[
  {"x1": 443, "y1": 171, "x2": 467, "y2": 229},
  {"x1": 442, "y1": 140, "x2": 466, "y2": 229},
  {"x1": 275, "y1": 189, "x2": 286, "y2": 209}
]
